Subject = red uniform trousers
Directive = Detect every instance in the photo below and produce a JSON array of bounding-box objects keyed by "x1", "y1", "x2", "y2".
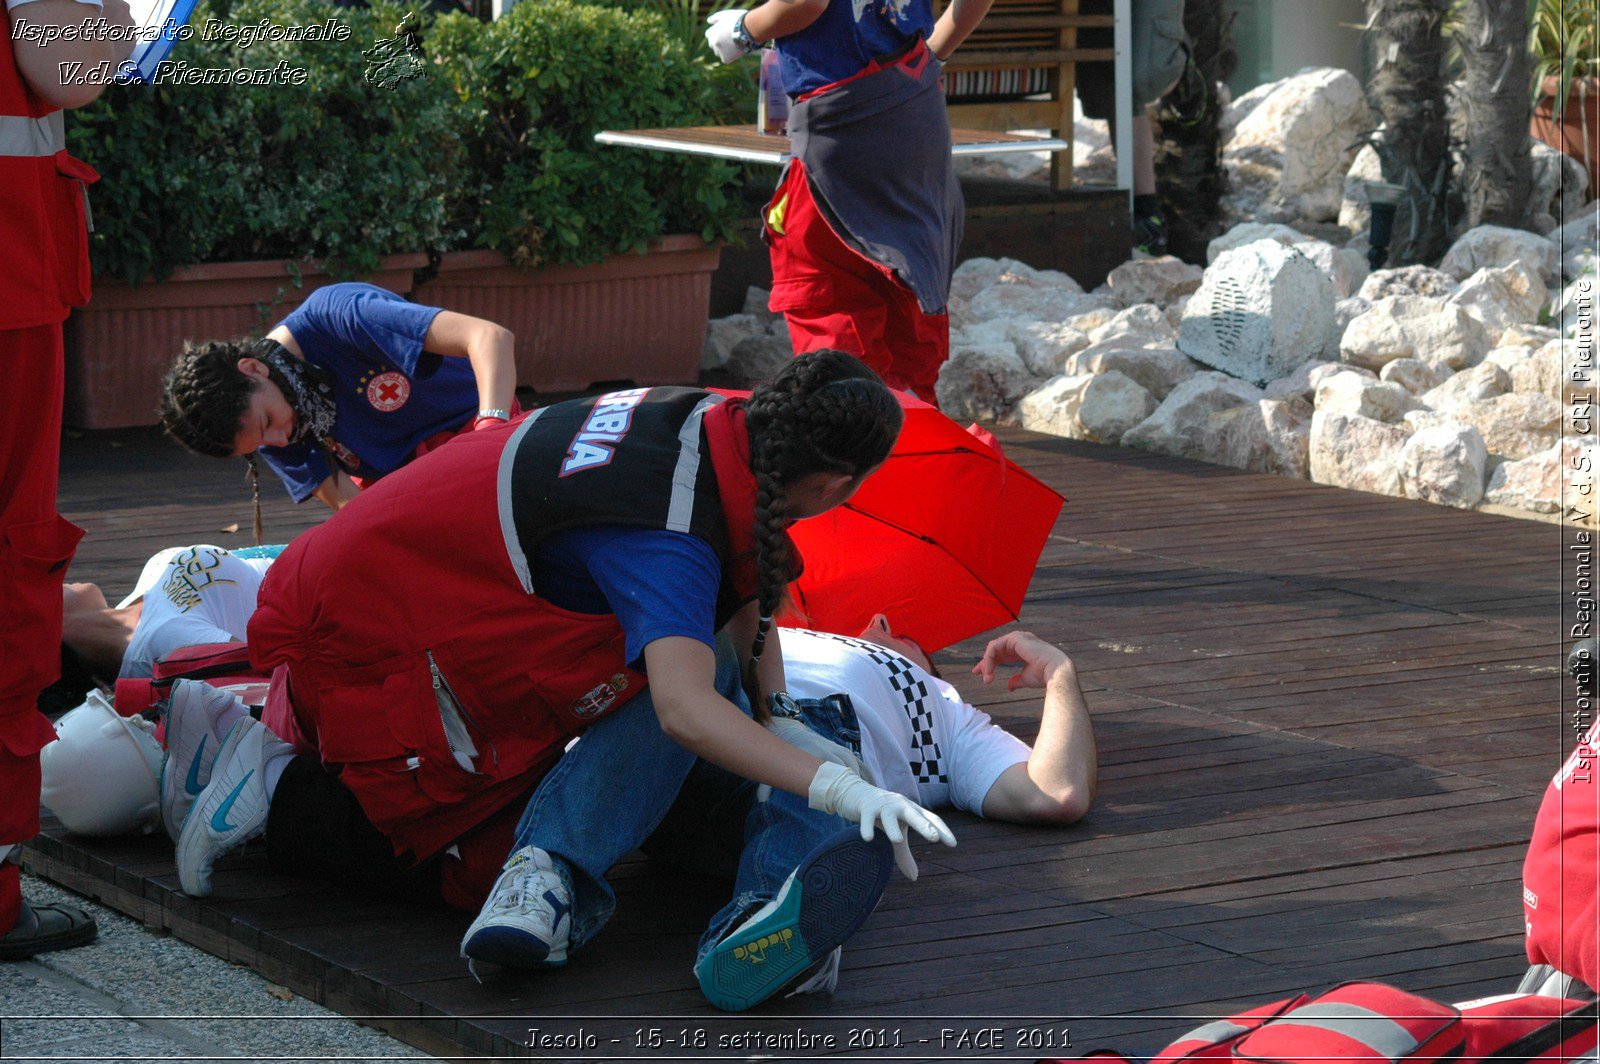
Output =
[
  {"x1": 0, "y1": 325, "x2": 84, "y2": 934},
  {"x1": 765, "y1": 156, "x2": 949, "y2": 403}
]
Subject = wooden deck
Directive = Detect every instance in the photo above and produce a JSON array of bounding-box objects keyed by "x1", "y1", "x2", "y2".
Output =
[{"x1": 25, "y1": 423, "x2": 1574, "y2": 1062}]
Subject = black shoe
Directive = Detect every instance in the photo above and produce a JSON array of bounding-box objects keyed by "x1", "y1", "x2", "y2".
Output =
[
  {"x1": 0, "y1": 901, "x2": 98, "y2": 961},
  {"x1": 1133, "y1": 194, "x2": 1169, "y2": 257}
]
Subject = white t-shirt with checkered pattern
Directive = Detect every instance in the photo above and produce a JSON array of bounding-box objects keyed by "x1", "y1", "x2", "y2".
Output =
[{"x1": 781, "y1": 628, "x2": 1030, "y2": 816}]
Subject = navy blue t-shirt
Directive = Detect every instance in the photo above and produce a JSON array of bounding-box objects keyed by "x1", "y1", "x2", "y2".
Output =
[
  {"x1": 777, "y1": 0, "x2": 933, "y2": 96},
  {"x1": 534, "y1": 527, "x2": 721, "y2": 668},
  {"x1": 258, "y1": 284, "x2": 479, "y2": 502}
]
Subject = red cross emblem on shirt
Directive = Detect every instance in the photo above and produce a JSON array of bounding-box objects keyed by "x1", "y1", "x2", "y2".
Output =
[{"x1": 366, "y1": 371, "x2": 410, "y2": 412}]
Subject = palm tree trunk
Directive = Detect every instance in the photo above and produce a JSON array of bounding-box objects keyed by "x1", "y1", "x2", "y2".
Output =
[
  {"x1": 1366, "y1": 0, "x2": 1455, "y2": 265},
  {"x1": 1153, "y1": 0, "x2": 1238, "y2": 265},
  {"x1": 1457, "y1": 0, "x2": 1534, "y2": 230}
]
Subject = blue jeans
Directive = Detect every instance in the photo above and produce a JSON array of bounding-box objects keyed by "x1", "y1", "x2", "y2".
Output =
[{"x1": 514, "y1": 641, "x2": 857, "y2": 957}]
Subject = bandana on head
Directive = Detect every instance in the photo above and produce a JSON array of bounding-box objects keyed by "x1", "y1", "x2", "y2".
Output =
[{"x1": 253, "y1": 339, "x2": 337, "y2": 448}]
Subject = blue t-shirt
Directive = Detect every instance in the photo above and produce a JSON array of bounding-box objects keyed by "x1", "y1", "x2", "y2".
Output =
[
  {"x1": 533, "y1": 527, "x2": 721, "y2": 668},
  {"x1": 258, "y1": 284, "x2": 479, "y2": 503},
  {"x1": 777, "y1": 0, "x2": 933, "y2": 97}
]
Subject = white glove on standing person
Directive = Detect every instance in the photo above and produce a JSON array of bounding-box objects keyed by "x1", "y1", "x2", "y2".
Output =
[
  {"x1": 808, "y1": 761, "x2": 957, "y2": 881},
  {"x1": 705, "y1": 9, "x2": 756, "y2": 63}
]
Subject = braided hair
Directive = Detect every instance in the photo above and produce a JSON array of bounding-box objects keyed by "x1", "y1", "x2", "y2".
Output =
[
  {"x1": 742, "y1": 350, "x2": 903, "y2": 717},
  {"x1": 159, "y1": 339, "x2": 259, "y2": 458}
]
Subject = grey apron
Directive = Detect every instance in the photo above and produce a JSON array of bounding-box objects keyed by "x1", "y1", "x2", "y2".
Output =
[{"x1": 785, "y1": 46, "x2": 963, "y2": 315}]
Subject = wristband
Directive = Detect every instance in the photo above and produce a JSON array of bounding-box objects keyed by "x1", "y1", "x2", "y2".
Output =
[
  {"x1": 476, "y1": 408, "x2": 511, "y2": 422},
  {"x1": 732, "y1": 11, "x2": 759, "y2": 52}
]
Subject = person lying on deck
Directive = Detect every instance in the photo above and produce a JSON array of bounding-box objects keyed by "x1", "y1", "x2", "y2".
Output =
[{"x1": 158, "y1": 282, "x2": 519, "y2": 512}]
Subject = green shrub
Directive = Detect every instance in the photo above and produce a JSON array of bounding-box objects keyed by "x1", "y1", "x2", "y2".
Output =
[
  {"x1": 69, "y1": 0, "x2": 467, "y2": 282},
  {"x1": 431, "y1": 0, "x2": 744, "y2": 268}
]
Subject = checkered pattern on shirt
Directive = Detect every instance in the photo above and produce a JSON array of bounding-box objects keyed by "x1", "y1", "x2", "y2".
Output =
[{"x1": 810, "y1": 632, "x2": 946, "y2": 785}]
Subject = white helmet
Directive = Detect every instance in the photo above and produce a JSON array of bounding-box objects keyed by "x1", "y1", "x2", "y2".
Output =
[{"x1": 40, "y1": 691, "x2": 163, "y2": 837}]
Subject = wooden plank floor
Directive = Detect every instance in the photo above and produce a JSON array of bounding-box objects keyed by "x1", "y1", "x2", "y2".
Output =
[{"x1": 26, "y1": 424, "x2": 1576, "y2": 1061}]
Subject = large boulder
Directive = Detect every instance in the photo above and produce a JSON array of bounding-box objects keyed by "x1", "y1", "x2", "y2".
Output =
[
  {"x1": 1221, "y1": 67, "x2": 1369, "y2": 224},
  {"x1": 1089, "y1": 304, "x2": 1177, "y2": 347},
  {"x1": 965, "y1": 281, "x2": 1109, "y2": 326},
  {"x1": 1206, "y1": 222, "x2": 1305, "y2": 264},
  {"x1": 1438, "y1": 225, "x2": 1561, "y2": 284},
  {"x1": 1214, "y1": 398, "x2": 1313, "y2": 478},
  {"x1": 1419, "y1": 360, "x2": 1512, "y2": 413},
  {"x1": 1006, "y1": 320, "x2": 1093, "y2": 377},
  {"x1": 1018, "y1": 374, "x2": 1093, "y2": 439},
  {"x1": 1552, "y1": 205, "x2": 1600, "y2": 281},
  {"x1": 1264, "y1": 359, "x2": 1364, "y2": 402},
  {"x1": 1531, "y1": 141, "x2": 1591, "y2": 235},
  {"x1": 1445, "y1": 261, "x2": 1549, "y2": 343},
  {"x1": 1357, "y1": 265, "x2": 1459, "y2": 302},
  {"x1": 1308, "y1": 410, "x2": 1410, "y2": 496},
  {"x1": 1079, "y1": 371, "x2": 1160, "y2": 443},
  {"x1": 1063, "y1": 344, "x2": 1201, "y2": 400},
  {"x1": 1379, "y1": 358, "x2": 1451, "y2": 396},
  {"x1": 1121, "y1": 372, "x2": 1265, "y2": 459},
  {"x1": 1398, "y1": 424, "x2": 1488, "y2": 509},
  {"x1": 1511, "y1": 339, "x2": 1582, "y2": 402},
  {"x1": 1314, "y1": 371, "x2": 1423, "y2": 423},
  {"x1": 1340, "y1": 296, "x2": 1492, "y2": 371},
  {"x1": 1178, "y1": 240, "x2": 1339, "y2": 386},
  {"x1": 1338, "y1": 143, "x2": 1383, "y2": 236},
  {"x1": 934, "y1": 343, "x2": 1039, "y2": 422},
  {"x1": 1485, "y1": 439, "x2": 1595, "y2": 514},
  {"x1": 1452, "y1": 392, "x2": 1563, "y2": 460},
  {"x1": 1294, "y1": 239, "x2": 1369, "y2": 300},
  {"x1": 1553, "y1": 277, "x2": 1598, "y2": 336},
  {"x1": 1484, "y1": 345, "x2": 1537, "y2": 373},
  {"x1": 1335, "y1": 296, "x2": 1372, "y2": 335},
  {"x1": 1106, "y1": 256, "x2": 1204, "y2": 307}
]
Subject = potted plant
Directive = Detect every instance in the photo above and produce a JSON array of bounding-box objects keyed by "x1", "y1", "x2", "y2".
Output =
[
  {"x1": 61, "y1": 0, "x2": 465, "y2": 429},
  {"x1": 1529, "y1": 0, "x2": 1597, "y2": 196},
  {"x1": 418, "y1": 0, "x2": 745, "y2": 392}
]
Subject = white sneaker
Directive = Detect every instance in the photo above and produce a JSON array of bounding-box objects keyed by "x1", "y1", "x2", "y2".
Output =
[
  {"x1": 175, "y1": 717, "x2": 285, "y2": 896},
  {"x1": 459, "y1": 846, "x2": 573, "y2": 971},
  {"x1": 159, "y1": 682, "x2": 250, "y2": 844}
]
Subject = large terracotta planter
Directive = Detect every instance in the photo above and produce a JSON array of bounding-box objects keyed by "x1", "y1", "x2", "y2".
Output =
[
  {"x1": 1532, "y1": 75, "x2": 1598, "y2": 198},
  {"x1": 411, "y1": 236, "x2": 722, "y2": 394},
  {"x1": 63, "y1": 253, "x2": 428, "y2": 430}
]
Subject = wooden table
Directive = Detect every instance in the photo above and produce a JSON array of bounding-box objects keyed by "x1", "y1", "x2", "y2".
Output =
[{"x1": 596, "y1": 123, "x2": 1069, "y2": 166}]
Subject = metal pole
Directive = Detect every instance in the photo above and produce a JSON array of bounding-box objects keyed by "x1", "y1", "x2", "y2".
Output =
[{"x1": 1112, "y1": 0, "x2": 1133, "y2": 207}]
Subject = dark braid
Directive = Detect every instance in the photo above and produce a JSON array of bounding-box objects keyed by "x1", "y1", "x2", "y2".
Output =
[
  {"x1": 741, "y1": 350, "x2": 903, "y2": 718},
  {"x1": 159, "y1": 339, "x2": 260, "y2": 458}
]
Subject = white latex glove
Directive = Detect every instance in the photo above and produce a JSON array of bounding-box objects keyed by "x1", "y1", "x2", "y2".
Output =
[
  {"x1": 705, "y1": 9, "x2": 754, "y2": 64},
  {"x1": 808, "y1": 761, "x2": 957, "y2": 881},
  {"x1": 759, "y1": 717, "x2": 873, "y2": 804}
]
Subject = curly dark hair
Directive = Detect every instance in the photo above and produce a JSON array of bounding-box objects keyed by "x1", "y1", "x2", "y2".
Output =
[
  {"x1": 159, "y1": 339, "x2": 261, "y2": 458},
  {"x1": 742, "y1": 350, "x2": 903, "y2": 715}
]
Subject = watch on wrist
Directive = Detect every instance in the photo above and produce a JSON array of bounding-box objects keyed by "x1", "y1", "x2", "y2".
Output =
[
  {"x1": 732, "y1": 12, "x2": 759, "y2": 52},
  {"x1": 477, "y1": 407, "x2": 512, "y2": 421},
  {"x1": 767, "y1": 692, "x2": 801, "y2": 719}
]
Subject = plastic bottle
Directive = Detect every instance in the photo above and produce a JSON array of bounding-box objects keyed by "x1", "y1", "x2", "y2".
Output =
[{"x1": 758, "y1": 46, "x2": 788, "y2": 136}]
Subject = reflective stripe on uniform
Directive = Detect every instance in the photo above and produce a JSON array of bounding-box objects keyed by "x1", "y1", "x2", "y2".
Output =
[
  {"x1": 665, "y1": 394, "x2": 723, "y2": 534},
  {"x1": 1271, "y1": 1003, "x2": 1421, "y2": 1060},
  {"x1": 0, "y1": 112, "x2": 63, "y2": 157}
]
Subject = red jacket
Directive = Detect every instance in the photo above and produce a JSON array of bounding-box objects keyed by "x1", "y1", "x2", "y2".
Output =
[{"x1": 0, "y1": 5, "x2": 97, "y2": 329}]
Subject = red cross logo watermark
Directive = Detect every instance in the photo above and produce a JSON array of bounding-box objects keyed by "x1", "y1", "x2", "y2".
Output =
[{"x1": 366, "y1": 371, "x2": 411, "y2": 412}]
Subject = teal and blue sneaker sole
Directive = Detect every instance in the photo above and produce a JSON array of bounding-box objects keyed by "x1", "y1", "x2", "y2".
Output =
[{"x1": 696, "y1": 829, "x2": 893, "y2": 1012}]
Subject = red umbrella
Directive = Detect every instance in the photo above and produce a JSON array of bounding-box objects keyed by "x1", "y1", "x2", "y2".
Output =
[{"x1": 780, "y1": 394, "x2": 1065, "y2": 654}]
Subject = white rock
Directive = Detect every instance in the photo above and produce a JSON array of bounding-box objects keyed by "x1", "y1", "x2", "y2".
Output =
[
  {"x1": 702, "y1": 313, "x2": 769, "y2": 370},
  {"x1": 1078, "y1": 371, "x2": 1159, "y2": 443},
  {"x1": 1106, "y1": 256, "x2": 1205, "y2": 307},
  {"x1": 1340, "y1": 296, "x2": 1492, "y2": 371},
  {"x1": 1399, "y1": 424, "x2": 1488, "y2": 509},
  {"x1": 1063, "y1": 344, "x2": 1201, "y2": 400},
  {"x1": 1500, "y1": 323, "x2": 1560, "y2": 349},
  {"x1": 1214, "y1": 398, "x2": 1312, "y2": 478},
  {"x1": 1165, "y1": 294, "x2": 1192, "y2": 332},
  {"x1": 1294, "y1": 239, "x2": 1369, "y2": 299},
  {"x1": 1006, "y1": 320, "x2": 1092, "y2": 378},
  {"x1": 1446, "y1": 261, "x2": 1550, "y2": 342},
  {"x1": 1222, "y1": 67, "x2": 1369, "y2": 224},
  {"x1": 1220, "y1": 79, "x2": 1278, "y2": 144},
  {"x1": 1315, "y1": 371, "x2": 1423, "y2": 423},
  {"x1": 1335, "y1": 296, "x2": 1372, "y2": 335},
  {"x1": 1338, "y1": 143, "x2": 1383, "y2": 236},
  {"x1": 740, "y1": 287, "x2": 777, "y2": 320},
  {"x1": 1485, "y1": 439, "x2": 1595, "y2": 514},
  {"x1": 1206, "y1": 222, "x2": 1305, "y2": 264},
  {"x1": 1483, "y1": 345, "x2": 1535, "y2": 373},
  {"x1": 1066, "y1": 306, "x2": 1120, "y2": 336},
  {"x1": 1531, "y1": 141, "x2": 1591, "y2": 235},
  {"x1": 1419, "y1": 360, "x2": 1512, "y2": 413},
  {"x1": 1308, "y1": 409, "x2": 1410, "y2": 496},
  {"x1": 1511, "y1": 338, "x2": 1584, "y2": 402},
  {"x1": 1439, "y1": 225, "x2": 1562, "y2": 284},
  {"x1": 934, "y1": 343, "x2": 1039, "y2": 423},
  {"x1": 724, "y1": 333, "x2": 795, "y2": 382},
  {"x1": 1358, "y1": 265, "x2": 1459, "y2": 302},
  {"x1": 1017, "y1": 373, "x2": 1094, "y2": 439},
  {"x1": 966, "y1": 283, "x2": 1106, "y2": 326},
  {"x1": 1453, "y1": 392, "x2": 1563, "y2": 460},
  {"x1": 1120, "y1": 372, "x2": 1264, "y2": 459},
  {"x1": 1402, "y1": 408, "x2": 1461, "y2": 434},
  {"x1": 1553, "y1": 277, "x2": 1599, "y2": 336},
  {"x1": 1379, "y1": 358, "x2": 1450, "y2": 396},
  {"x1": 1552, "y1": 208, "x2": 1600, "y2": 281},
  {"x1": 1089, "y1": 303, "x2": 1177, "y2": 347},
  {"x1": 1179, "y1": 240, "x2": 1339, "y2": 385},
  {"x1": 1264, "y1": 359, "x2": 1349, "y2": 402}
]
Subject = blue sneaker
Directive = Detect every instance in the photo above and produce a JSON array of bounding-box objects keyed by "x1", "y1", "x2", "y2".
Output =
[{"x1": 694, "y1": 828, "x2": 892, "y2": 1012}]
